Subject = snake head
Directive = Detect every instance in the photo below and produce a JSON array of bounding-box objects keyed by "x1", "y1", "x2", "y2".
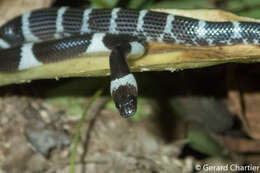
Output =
[
  {"x1": 115, "y1": 95, "x2": 137, "y2": 117},
  {"x1": 111, "y1": 83, "x2": 138, "y2": 118}
]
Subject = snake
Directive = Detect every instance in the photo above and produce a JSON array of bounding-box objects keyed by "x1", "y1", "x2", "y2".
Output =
[{"x1": 0, "y1": 7, "x2": 259, "y2": 117}]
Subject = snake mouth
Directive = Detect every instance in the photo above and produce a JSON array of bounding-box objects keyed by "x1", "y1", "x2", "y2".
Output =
[{"x1": 116, "y1": 96, "x2": 137, "y2": 118}]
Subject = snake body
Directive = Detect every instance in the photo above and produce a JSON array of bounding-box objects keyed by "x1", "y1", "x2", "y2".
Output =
[{"x1": 0, "y1": 7, "x2": 259, "y2": 117}]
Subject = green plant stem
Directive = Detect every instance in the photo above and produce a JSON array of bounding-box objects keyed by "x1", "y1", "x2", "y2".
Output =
[{"x1": 69, "y1": 89, "x2": 103, "y2": 173}]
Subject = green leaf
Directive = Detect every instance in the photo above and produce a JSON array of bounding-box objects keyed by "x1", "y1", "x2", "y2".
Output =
[
  {"x1": 150, "y1": 0, "x2": 212, "y2": 9},
  {"x1": 45, "y1": 78, "x2": 107, "y2": 116},
  {"x1": 238, "y1": 9, "x2": 260, "y2": 19},
  {"x1": 227, "y1": 0, "x2": 260, "y2": 18},
  {"x1": 188, "y1": 125, "x2": 225, "y2": 157},
  {"x1": 128, "y1": 0, "x2": 147, "y2": 9},
  {"x1": 91, "y1": 0, "x2": 119, "y2": 8},
  {"x1": 47, "y1": 96, "x2": 85, "y2": 115}
]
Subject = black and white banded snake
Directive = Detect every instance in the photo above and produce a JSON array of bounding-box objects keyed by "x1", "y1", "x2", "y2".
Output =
[{"x1": 0, "y1": 7, "x2": 259, "y2": 117}]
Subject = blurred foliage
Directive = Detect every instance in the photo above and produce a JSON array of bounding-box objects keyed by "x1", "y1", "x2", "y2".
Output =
[
  {"x1": 187, "y1": 124, "x2": 226, "y2": 157},
  {"x1": 89, "y1": 0, "x2": 260, "y2": 18},
  {"x1": 46, "y1": 77, "x2": 108, "y2": 116}
]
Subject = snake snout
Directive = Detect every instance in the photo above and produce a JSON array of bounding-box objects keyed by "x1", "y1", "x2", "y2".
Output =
[{"x1": 116, "y1": 96, "x2": 137, "y2": 118}]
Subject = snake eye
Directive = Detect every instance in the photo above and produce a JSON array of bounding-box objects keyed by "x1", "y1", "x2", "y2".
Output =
[{"x1": 115, "y1": 95, "x2": 137, "y2": 118}]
